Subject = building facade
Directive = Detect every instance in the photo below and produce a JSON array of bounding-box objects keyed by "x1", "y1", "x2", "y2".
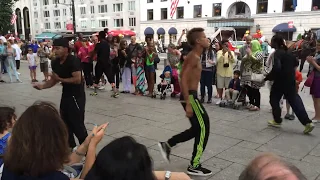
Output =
[
  {"x1": 140, "y1": 0, "x2": 320, "y2": 44},
  {"x1": 14, "y1": 0, "x2": 140, "y2": 39}
]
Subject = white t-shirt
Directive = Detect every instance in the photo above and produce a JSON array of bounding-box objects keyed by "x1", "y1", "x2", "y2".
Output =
[
  {"x1": 12, "y1": 44, "x2": 21, "y2": 60},
  {"x1": 27, "y1": 53, "x2": 36, "y2": 66}
]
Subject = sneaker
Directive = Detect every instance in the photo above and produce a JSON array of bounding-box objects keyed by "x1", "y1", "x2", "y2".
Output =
[
  {"x1": 312, "y1": 119, "x2": 320, "y2": 123},
  {"x1": 215, "y1": 99, "x2": 221, "y2": 105},
  {"x1": 16, "y1": 79, "x2": 22, "y2": 83},
  {"x1": 98, "y1": 86, "x2": 105, "y2": 90},
  {"x1": 268, "y1": 120, "x2": 281, "y2": 128},
  {"x1": 207, "y1": 99, "x2": 212, "y2": 104},
  {"x1": 187, "y1": 165, "x2": 212, "y2": 176},
  {"x1": 284, "y1": 113, "x2": 291, "y2": 120},
  {"x1": 158, "y1": 142, "x2": 171, "y2": 163},
  {"x1": 288, "y1": 114, "x2": 295, "y2": 120},
  {"x1": 200, "y1": 98, "x2": 204, "y2": 103},
  {"x1": 304, "y1": 123, "x2": 315, "y2": 134}
]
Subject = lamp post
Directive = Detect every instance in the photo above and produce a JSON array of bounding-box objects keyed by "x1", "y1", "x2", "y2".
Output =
[{"x1": 55, "y1": 0, "x2": 76, "y2": 39}]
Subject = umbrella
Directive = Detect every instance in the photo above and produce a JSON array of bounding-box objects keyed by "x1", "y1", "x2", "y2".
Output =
[{"x1": 108, "y1": 30, "x2": 136, "y2": 36}]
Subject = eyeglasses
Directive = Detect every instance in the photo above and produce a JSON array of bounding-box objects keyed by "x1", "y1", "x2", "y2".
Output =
[{"x1": 28, "y1": 50, "x2": 32, "y2": 51}]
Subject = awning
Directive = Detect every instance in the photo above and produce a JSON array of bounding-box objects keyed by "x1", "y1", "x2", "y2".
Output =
[
  {"x1": 207, "y1": 18, "x2": 254, "y2": 28},
  {"x1": 272, "y1": 23, "x2": 297, "y2": 33},
  {"x1": 168, "y1": 27, "x2": 178, "y2": 35},
  {"x1": 157, "y1": 28, "x2": 165, "y2": 34},
  {"x1": 144, "y1": 27, "x2": 154, "y2": 35},
  {"x1": 35, "y1": 32, "x2": 59, "y2": 39}
]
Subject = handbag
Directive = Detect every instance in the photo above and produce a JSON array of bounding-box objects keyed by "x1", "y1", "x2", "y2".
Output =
[
  {"x1": 304, "y1": 71, "x2": 315, "y2": 87},
  {"x1": 251, "y1": 73, "x2": 265, "y2": 82}
]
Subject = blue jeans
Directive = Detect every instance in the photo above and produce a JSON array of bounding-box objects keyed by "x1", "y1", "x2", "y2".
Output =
[
  {"x1": 200, "y1": 71, "x2": 213, "y2": 100},
  {"x1": 1, "y1": 60, "x2": 7, "y2": 73}
]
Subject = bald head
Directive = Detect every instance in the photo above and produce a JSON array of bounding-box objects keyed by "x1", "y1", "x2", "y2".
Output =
[{"x1": 246, "y1": 35, "x2": 252, "y2": 45}]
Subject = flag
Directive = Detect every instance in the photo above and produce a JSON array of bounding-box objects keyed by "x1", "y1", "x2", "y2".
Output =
[
  {"x1": 10, "y1": 13, "x2": 17, "y2": 25},
  {"x1": 170, "y1": 0, "x2": 179, "y2": 18},
  {"x1": 292, "y1": 0, "x2": 297, "y2": 10}
]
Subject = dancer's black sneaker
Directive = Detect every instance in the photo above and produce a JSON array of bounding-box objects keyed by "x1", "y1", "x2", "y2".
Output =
[
  {"x1": 158, "y1": 142, "x2": 171, "y2": 163},
  {"x1": 187, "y1": 165, "x2": 212, "y2": 176}
]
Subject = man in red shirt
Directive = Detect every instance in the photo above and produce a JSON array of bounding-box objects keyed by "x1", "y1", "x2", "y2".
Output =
[{"x1": 74, "y1": 33, "x2": 84, "y2": 54}]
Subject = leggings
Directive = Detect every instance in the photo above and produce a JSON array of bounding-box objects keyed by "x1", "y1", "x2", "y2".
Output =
[
  {"x1": 168, "y1": 90, "x2": 210, "y2": 168},
  {"x1": 82, "y1": 62, "x2": 93, "y2": 86},
  {"x1": 113, "y1": 67, "x2": 120, "y2": 89},
  {"x1": 94, "y1": 62, "x2": 115, "y2": 85}
]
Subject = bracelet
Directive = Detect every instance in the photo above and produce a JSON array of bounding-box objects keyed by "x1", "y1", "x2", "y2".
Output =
[{"x1": 75, "y1": 150, "x2": 86, "y2": 157}]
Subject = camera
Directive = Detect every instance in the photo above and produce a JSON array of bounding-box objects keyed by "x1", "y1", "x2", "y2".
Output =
[{"x1": 223, "y1": 63, "x2": 229, "y2": 68}]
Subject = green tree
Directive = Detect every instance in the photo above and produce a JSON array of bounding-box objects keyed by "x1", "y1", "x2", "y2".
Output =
[{"x1": 0, "y1": 0, "x2": 16, "y2": 35}]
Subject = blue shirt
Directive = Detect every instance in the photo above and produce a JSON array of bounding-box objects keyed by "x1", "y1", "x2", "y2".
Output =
[
  {"x1": 0, "y1": 132, "x2": 10, "y2": 166},
  {"x1": 0, "y1": 44, "x2": 5, "y2": 54},
  {"x1": 2, "y1": 168, "x2": 69, "y2": 180},
  {"x1": 28, "y1": 44, "x2": 39, "y2": 53}
]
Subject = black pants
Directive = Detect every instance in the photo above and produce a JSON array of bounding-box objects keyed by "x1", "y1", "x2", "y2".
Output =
[
  {"x1": 246, "y1": 85, "x2": 261, "y2": 108},
  {"x1": 200, "y1": 71, "x2": 213, "y2": 100},
  {"x1": 82, "y1": 62, "x2": 93, "y2": 86},
  {"x1": 15, "y1": 60, "x2": 20, "y2": 70},
  {"x1": 60, "y1": 94, "x2": 88, "y2": 148},
  {"x1": 94, "y1": 62, "x2": 115, "y2": 85},
  {"x1": 113, "y1": 67, "x2": 120, "y2": 89},
  {"x1": 168, "y1": 90, "x2": 210, "y2": 168},
  {"x1": 270, "y1": 82, "x2": 311, "y2": 125}
]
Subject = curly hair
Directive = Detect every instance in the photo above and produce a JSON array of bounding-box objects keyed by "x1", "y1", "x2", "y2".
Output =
[
  {"x1": 0, "y1": 107, "x2": 16, "y2": 134},
  {"x1": 4, "y1": 101, "x2": 70, "y2": 177}
]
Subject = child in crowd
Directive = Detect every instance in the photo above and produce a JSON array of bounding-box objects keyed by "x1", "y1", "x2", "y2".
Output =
[
  {"x1": 284, "y1": 60, "x2": 303, "y2": 120},
  {"x1": 27, "y1": 47, "x2": 38, "y2": 82},
  {"x1": 225, "y1": 70, "x2": 242, "y2": 103},
  {"x1": 0, "y1": 107, "x2": 16, "y2": 166},
  {"x1": 158, "y1": 71, "x2": 171, "y2": 95}
]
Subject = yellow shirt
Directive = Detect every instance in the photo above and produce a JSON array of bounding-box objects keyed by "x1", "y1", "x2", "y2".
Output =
[{"x1": 216, "y1": 50, "x2": 235, "y2": 77}]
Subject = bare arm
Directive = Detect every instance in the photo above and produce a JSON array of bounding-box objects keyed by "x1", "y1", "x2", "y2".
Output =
[
  {"x1": 41, "y1": 74, "x2": 59, "y2": 89},
  {"x1": 59, "y1": 71, "x2": 82, "y2": 84},
  {"x1": 79, "y1": 143, "x2": 96, "y2": 179}
]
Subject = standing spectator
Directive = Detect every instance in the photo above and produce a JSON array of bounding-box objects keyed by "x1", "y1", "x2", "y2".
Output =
[
  {"x1": 78, "y1": 39, "x2": 93, "y2": 88},
  {"x1": 111, "y1": 36, "x2": 120, "y2": 90},
  {"x1": 38, "y1": 40, "x2": 50, "y2": 81},
  {"x1": 127, "y1": 36, "x2": 143, "y2": 94},
  {"x1": 213, "y1": 42, "x2": 222, "y2": 98},
  {"x1": 27, "y1": 48, "x2": 38, "y2": 82},
  {"x1": 11, "y1": 40, "x2": 22, "y2": 73},
  {"x1": 89, "y1": 35, "x2": 98, "y2": 78},
  {"x1": 5, "y1": 42, "x2": 21, "y2": 83},
  {"x1": 238, "y1": 35, "x2": 252, "y2": 60},
  {"x1": 119, "y1": 40, "x2": 131, "y2": 93},
  {"x1": 0, "y1": 39, "x2": 7, "y2": 74},
  {"x1": 200, "y1": 40, "x2": 215, "y2": 103},
  {"x1": 240, "y1": 40, "x2": 265, "y2": 111},
  {"x1": 216, "y1": 39, "x2": 235, "y2": 104},
  {"x1": 306, "y1": 43, "x2": 320, "y2": 123},
  {"x1": 144, "y1": 41, "x2": 157, "y2": 97},
  {"x1": 74, "y1": 33, "x2": 84, "y2": 55}
]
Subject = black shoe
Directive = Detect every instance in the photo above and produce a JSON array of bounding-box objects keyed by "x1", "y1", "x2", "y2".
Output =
[
  {"x1": 207, "y1": 99, "x2": 212, "y2": 104},
  {"x1": 200, "y1": 98, "x2": 205, "y2": 103},
  {"x1": 187, "y1": 165, "x2": 212, "y2": 176},
  {"x1": 158, "y1": 142, "x2": 171, "y2": 163}
]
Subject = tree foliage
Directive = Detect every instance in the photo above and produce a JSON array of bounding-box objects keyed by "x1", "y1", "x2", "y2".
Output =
[{"x1": 0, "y1": 0, "x2": 15, "y2": 35}]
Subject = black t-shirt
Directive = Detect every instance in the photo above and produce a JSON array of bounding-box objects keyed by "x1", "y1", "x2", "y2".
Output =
[
  {"x1": 2, "y1": 167, "x2": 69, "y2": 180},
  {"x1": 94, "y1": 39, "x2": 110, "y2": 65},
  {"x1": 52, "y1": 54, "x2": 84, "y2": 98}
]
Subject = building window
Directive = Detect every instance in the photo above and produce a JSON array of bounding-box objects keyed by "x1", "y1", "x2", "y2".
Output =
[
  {"x1": 129, "y1": 17, "x2": 136, "y2": 26},
  {"x1": 236, "y1": 2, "x2": 246, "y2": 14},
  {"x1": 54, "y1": 22, "x2": 61, "y2": 29},
  {"x1": 43, "y1": 0, "x2": 49, "y2": 5},
  {"x1": 161, "y1": 0, "x2": 167, "y2": 1},
  {"x1": 147, "y1": 0, "x2": 153, "y2": 3},
  {"x1": 99, "y1": 20, "x2": 108, "y2": 27},
  {"x1": 98, "y1": 5, "x2": 107, "y2": 13},
  {"x1": 44, "y1": 23, "x2": 51, "y2": 29},
  {"x1": 53, "y1": 10, "x2": 60, "y2": 17},
  {"x1": 161, "y1": 8, "x2": 168, "y2": 20},
  {"x1": 128, "y1": 1, "x2": 135, "y2": 11},
  {"x1": 63, "y1": 9, "x2": 67, "y2": 16},
  {"x1": 257, "y1": 0, "x2": 268, "y2": 13},
  {"x1": 283, "y1": 0, "x2": 294, "y2": 12},
  {"x1": 80, "y1": 20, "x2": 87, "y2": 28},
  {"x1": 44, "y1": 11, "x2": 50, "y2": 17},
  {"x1": 113, "y1": 3, "x2": 123, "y2": 12},
  {"x1": 212, "y1": 3, "x2": 221, "y2": 16},
  {"x1": 33, "y1": 2, "x2": 37, "y2": 6},
  {"x1": 80, "y1": 7, "x2": 86, "y2": 15},
  {"x1": 63, "y1": 22, "x2": 66, "y2": 28},
  {"x1": 53, "y1": 0, "x2": 59, "y2": 4},
  {"x1": 114, "y1": 19, "x2": 123, "y2": 27},
  {"x1": 176, "y1": 7, "x2": 184, "y2": 19},
  {"x1": 193, "y1": 5, "x2": 202, "y2": 18},
  {"x1": 91, "y1": 20, "x2": 95, "y2": 28},
  {"x1": 312, "y1": 0, "x2": 320, "y2": 10},
  {"x1": 34, "y1": 12, "x2": 38, "y2": 18},
  {"x1": 90, "y1": 6, "x2": 95, "y2": 14},
  {"x1": 147, "y1": 9, "x2": 153, "y2": 20}
]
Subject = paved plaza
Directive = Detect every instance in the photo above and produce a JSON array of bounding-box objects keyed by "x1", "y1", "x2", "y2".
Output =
[{"x1": 0, "y1": 60, "x2": 320, "y2": 180}]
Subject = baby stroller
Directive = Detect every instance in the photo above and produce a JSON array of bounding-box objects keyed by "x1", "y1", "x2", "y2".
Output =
[
  {"x1": 219, "y1": 87, "x2": 248, "y2": 110},
  {"x1": 157, "y1": 65, "x2": 173, "y2": 100}
]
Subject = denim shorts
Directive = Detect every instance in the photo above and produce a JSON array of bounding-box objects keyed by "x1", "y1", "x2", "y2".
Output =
[{"x1": 145, "y1": 65, "x2": 155, "y2": 73}]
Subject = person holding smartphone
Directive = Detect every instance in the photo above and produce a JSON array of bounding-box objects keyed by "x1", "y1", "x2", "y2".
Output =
[{"x1": 216, "y1": 39, "x2": 235, "y2": 105}]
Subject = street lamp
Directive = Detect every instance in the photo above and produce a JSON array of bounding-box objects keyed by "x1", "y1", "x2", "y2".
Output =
[{"x1": 55, "y1": 0, "x2": 76, "y2": 39}]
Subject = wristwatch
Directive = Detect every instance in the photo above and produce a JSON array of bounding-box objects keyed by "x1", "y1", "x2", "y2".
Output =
[{"x1": 165, "y1": 171, "x2": 171, "y2": 180}]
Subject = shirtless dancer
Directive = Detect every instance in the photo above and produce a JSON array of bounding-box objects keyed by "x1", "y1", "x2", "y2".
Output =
[{"x1": 158, "y1": 28, "x2": 212, "y2": 176}]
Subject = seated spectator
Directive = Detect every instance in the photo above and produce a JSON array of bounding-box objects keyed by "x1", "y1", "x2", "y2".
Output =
[
  {"x1": 225, "y1": 70, "x2": 241, "y2": 103},
  {"x1": 239, "y1": 153, "x2": 307, "y2": 180},
  {"x1": 2, "y1": 101, "x2": 106, "y2": 180},
  {"x1": 0, "y1": 107, "x2": 16, "y2": 166},
  {"x1": 83, "y1": 136, "x2": 190, "y2": 180}
]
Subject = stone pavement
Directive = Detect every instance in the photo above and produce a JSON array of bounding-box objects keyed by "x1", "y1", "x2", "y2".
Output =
[{"x1": 0, "y1": 61, "x2": 320, "y2": 180}]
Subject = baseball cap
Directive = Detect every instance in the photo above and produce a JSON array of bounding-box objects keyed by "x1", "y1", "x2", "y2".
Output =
[{"x1": 53, "y1": 38, "x2": 69, "y2": 48}]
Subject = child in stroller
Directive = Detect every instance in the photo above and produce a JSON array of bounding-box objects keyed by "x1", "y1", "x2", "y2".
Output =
[{"x1": 157, "y1": 71, "x2": 171, "y2": 99}]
